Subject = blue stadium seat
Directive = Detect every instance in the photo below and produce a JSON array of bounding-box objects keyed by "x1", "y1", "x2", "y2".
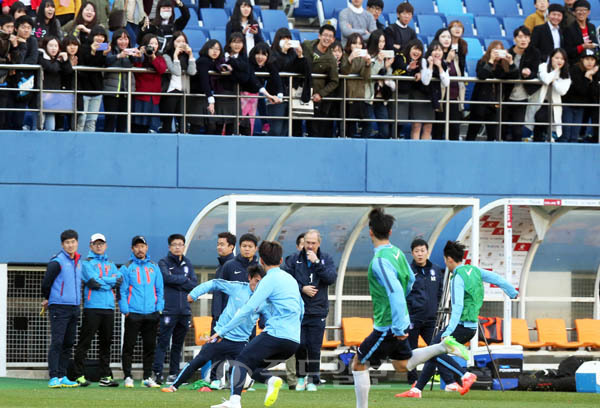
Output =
[
  {"x1": 464, "y1": 0, "x2": 492, "y2": 16},
  {"x1": 466, "y1": 58, "x2": 478, "y2": 75},
  {"x1": 299, "y1": 31, "x2": 319, "y2": 42},
  {"x1": 253, "y1": 6, "x2": 263, "y2": 21},
  {"x1": 418, "y1": 34, "x2": 428, "y2": 46},
  {"x1": 261, "y1": 9, "x2": 290, "y2": 32},
  {"x1": 591, "y1": 19, "x2": 600, "y2": 28},
  {"x1": 474, "y1": 15, "x2": 503, "y2": 38},
  {"x1": 209, "y1": 29, "x2": 226, "y2": 46},
  {"x1": 262, "y1": 31, "x2": 271, "y2": 44},
  {"x1": 464, "y1": 37, "x2": 484, "y2": 59},
  {"x1": 175, "y1": 7, "x2": 201, "y2": 30},
  {"x1": 445, "y1": 14, "x2": 475, "y2": 36},
  {"x1": 520, "y1": 0, "x2": 536, "y2": 16},
  {"x1": 503, "y1": 17, "x2": 524, "y2": 39},
  {"x1": 400, "y1": 0, "x2": 435, "y2": 14},
  {"x1": 436, "y1": 0, "x2": 464, "y2": 15},
  {"x1": 492, "y1": 0, "x2": 521, "y2": 17},
  {"x1": 590, "y1": 0, "x2": 600, "y2": 19},
  {"x1": 294, "y1": 0, "x2": 319, "y2": 18},
  {"x1": 484, "y1": 37, "x2": 511, "y2": 50},
  {"x1": 200, "y1": 8, "x2": 228, "y2": 30},
  {"x1": 416, "y1": 14, "x2": 445, "y2": 37},
  {"x1": 387, "y1": 13, "x2": 416, "y2": 30},
  {"x1": 321, "y1": 0, "x2": 347, "y2": 20},
  {"x1": 187, "y1": 30, "x2": 208, "y2": 52}
]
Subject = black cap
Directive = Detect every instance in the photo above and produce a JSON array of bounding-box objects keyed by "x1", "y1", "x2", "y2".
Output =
[
  {"x1": 131, "y1": 235, "x2": 147, "y2": 246},
  {"x1": 548, "y1": 4, "x2": 565, "y2": 14}
]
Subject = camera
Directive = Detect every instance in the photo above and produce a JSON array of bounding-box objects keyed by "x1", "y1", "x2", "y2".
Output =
[{"x1": 145, "y1": 45, "x2": 155, "y2": 56}]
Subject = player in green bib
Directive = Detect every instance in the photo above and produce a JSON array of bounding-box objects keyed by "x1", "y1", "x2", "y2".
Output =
[
  {"x1": 352, "y1": 209, "x2": 470, "y2": 408},
  {"x1": 397, "y1": 240, "x2": 518, "y2": 399}
]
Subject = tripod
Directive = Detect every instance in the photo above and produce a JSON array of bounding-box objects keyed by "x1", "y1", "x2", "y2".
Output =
[{"x1": 428, "y1": 268, "x2": 504, "y2": 391}]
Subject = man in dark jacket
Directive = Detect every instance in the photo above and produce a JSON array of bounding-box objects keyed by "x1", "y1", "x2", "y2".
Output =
[
  {"x1": 384, "y1": 1, "x2": 417, "y2": 72},
  {"x1": 503, "y1": 25, "x2": 541, "y2": 141},
  {"x1": 10, "y1": 15, "x2": 37, "y2": 130},
  {"x1": 302, "y1": 24, "x2": 339, "y2": 138},
  {"x1": 283, "y1": 229, "x2": 337, "y2": 392},
  {"x1": 531, "y1": 3, "x2": 565, "y2": 62},
  {"x1": 563, "y1": 0, "x2": 599, "y2": 64},
  {"x1": 152, "y1": 233, "x2": 198, "y2": 385},
  {"x1": 405, "y1": 238, "x2": 444, "y2": 385}
]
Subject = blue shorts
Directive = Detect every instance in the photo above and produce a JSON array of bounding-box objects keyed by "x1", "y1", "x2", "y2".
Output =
[{"x1": 357, "y1": 329, "x2": 412, "y2": 367}]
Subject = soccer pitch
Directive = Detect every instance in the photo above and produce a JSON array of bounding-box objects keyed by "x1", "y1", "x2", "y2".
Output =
[{"x1": 1, "y1": 378, "x2": 598, "y2": 408}]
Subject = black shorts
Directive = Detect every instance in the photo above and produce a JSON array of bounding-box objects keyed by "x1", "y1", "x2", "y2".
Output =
[{"x1": 357, "y1": 329, "x2": 412, "y2": 368}]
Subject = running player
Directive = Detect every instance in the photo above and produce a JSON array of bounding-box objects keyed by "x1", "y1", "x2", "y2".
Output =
[
  {"x1": 352, "y1": 208, "x2": 469, "y2": 408},
  {"x1": 397, "y1": 240, "x2": 518, "y2": 398},
  {"x1": 161, "y1": 264, "x2": 267, "y2": 393}
]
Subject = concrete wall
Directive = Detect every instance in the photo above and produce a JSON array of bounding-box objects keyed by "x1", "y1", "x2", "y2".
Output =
[{"x1": 1, "y1": 131, "x2": 598, "y2": 264}]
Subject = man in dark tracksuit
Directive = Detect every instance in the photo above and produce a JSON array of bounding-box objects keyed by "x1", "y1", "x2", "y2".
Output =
[
  {"x1": 72, "y1": 233, "x2": 122, "y2": 387},
  {"x1": 152, "y1": 233, "x2": 198, "y2": 385},
  {"x1": 41, "y1": 229, "x2": 82, "y2": 388},
  {"x1": 405, "y1": 238, "x2": 444, "y2": 384},
  {"x1": 209, "y1": 232, "x2": 258, "y2": 389},
  {"x1": 283, "y1": 229, "x2": 337, "y2": 391}
]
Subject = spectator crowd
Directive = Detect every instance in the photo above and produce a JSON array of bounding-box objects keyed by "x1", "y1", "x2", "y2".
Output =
[{"x1": 0, "y1": 0, "x2": 598, "y2": 142}]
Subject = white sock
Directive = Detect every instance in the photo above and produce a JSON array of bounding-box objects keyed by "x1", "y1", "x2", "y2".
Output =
[
  {"x1": 353, "y1": 370, "x2": 370, "y2": 408},
  {"x1": 405, "y1": 343, "x2": 446, "y2": 371},
  {"x1": 230, "y1": 394, "x2": 241, "y2": 404}
]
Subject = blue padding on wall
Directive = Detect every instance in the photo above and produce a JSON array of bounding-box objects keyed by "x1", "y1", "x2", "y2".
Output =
[
  {"x1": 178, "y1": 135, "x2": 367, "y2": 192},
  {"x1": 0, "y1": 132, "x2": 178, "y2": 187},
  {"x1": 551, "y1": 144, "x2": 600, "y2": 195},
  {"x1": 366, "y1": 140, "x2": 551, "y2": 195}
]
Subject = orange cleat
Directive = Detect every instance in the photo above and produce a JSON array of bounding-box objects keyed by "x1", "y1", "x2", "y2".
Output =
[
  {"x1": 161, "y1": 386, "x2": 177, "y2": 393},
  {"x1": 460, "y1": 372, "x2": 477, "y2": 395},
  {"x1": 395, "y1": 388, "x2": 422, "y2": 398}
]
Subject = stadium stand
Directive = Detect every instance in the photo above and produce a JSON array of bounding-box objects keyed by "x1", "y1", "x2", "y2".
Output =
[
  {"x1": 436, "y1": 0, "x2": 464, "y2": 15},
  {"x1": 511, "y1": 318, "x2": 546, "y2": 349},
  {"x1": 416, "y1": 14, "x2": 446, "y2": 37},
  {"x1": 503, "y1": 16, "x2": 526, "y2": 39},
  {"x1": 299, "y1": 31, "x2": 319, "y2": 42},
  {"x1": 575, "y1": 319, "x2": 600, "y2": 349},
  {"x1": 199, "y1": 8, "x2": 229, "y2": 30},
  {"x1": 474, "y1": 15, "x2": 504, "y2": 39},
  {"x1": 261, "y1": 9, "x2": 292, "y2": 31},
  {"x1": 464, "y1": 0, "x2": 492, "y2": 16},
  {"x1": 341, "y1": 317, "x2": 373, "y2": 347},
  {"x1": 409, "y1": 0, "x2": 436, "y2": 14},
  {"x1": 187, "y1": 30, "x2": 208, "y2": 53},
  {"x1": 536, "y1": 318, "x2": 585, "y2": 349},
  {"x1": 464, "y1": 37, "x2": 485, "y2": 59},
  {"x1": 317, "y1": 0, "x2": 348, "y2": 25},
  {"x1": 293, "y1": 0, "x2": 319, "y2": 18},
  {"x1": 492, "y1": 0, "x2": 522, "y2": 17},
  {"x1": 520, "y1": 0, "x2": 536, "y2": 16},
  {"x1": 193, "y1": 316, "x2": 213, "y2": 346},
  {"x1": 209, "y1": 30, "x2": 227, "y2": 46}
]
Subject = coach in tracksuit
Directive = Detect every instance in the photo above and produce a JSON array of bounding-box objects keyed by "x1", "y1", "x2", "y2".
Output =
[
  {"x1": 405, "y1": 238, "x2": 444, "y2": 384},
  {"x1": 211, "y1": 231, "x2": 236, "y2": 333},
  {"x1": 41, "y1": 229, "x2": 83, "y2": 388},
  {"x1": 152, "y1": 233, "x2": 198, "y2": 385},
  {"x1": 119, "y1": 235, "x2": 164, "y2": 388},
  {"x1": 283, "y1": 229, "x2": 337, "y2": 391},
  {"x1": 72, "y1": 233, "x2": 122, "y2": 387}
]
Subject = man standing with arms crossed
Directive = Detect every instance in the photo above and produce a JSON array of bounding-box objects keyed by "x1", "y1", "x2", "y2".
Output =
[
  {"x1": 283, "y1": 229, "x2": 336, "y2": 392},
  {"x1": 352, "y1": 209, "x2": 469, "y2": 408}
]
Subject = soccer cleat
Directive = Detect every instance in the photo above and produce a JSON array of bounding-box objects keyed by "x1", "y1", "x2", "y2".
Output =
[
  {"x1": 443, "y1": 336, "x2": 470, "y2": 361},
  {"x1": 153, "y1": 373, "x2": 163, "y2": 385},
  {"x1": 60, "y1": 377, "x2": 79, "y2": 388},
  {"x1": 99, "y1": 376, "x2": 119, "y2": 387},
  {"x1": 166, "y1": 374, "x2": 177, "y2": 385},
  {"x1": 161, "y1": 385, "x2": 177, "y2": 393},
  {"x1": 210, "y1": 399, "x2": 241, "y2": 408},
  {"x1": 395, "y1": 387, "x2": 422, "y2": 398},
  {"x1": 306, "y1": 383, "x2": 317, "y2": 392},
  {"x1": 76, "y1": 376, "x2": 91, "y2": 387},
  {"x1": 209, "y1": 379, "x2": 223, "y2": 390},
  {"x1": 264, "y1": 376, "x2": 283, "y2": 407},
  {"x1": 143, "y1": 376, "x2": 161, "y2": 388},
  {"x1": 444, "y1": 382, "x2": 462, "y2": 392},
  {"x1": 48, "y1": 377, "x2": 61, "y2": 388},
  {"x1": 295, "y1": 377, "x2": 305, "y2": 391},
  {"x1": 124, "y1": 377, "x2": 134, "y2": 388},
  {"x1": 460, "y1": 372, "x2": 478, "y2": 395}
]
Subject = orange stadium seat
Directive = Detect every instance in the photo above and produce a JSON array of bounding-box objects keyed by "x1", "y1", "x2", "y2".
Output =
[
  {"x1": 342, "y1": 317, "x2": 373, "y2": 347},
  {"x1": 575, "y1": 319, "x2": 600, "y2": 348},
  {"x1": 511, "y1": 318, "x2": 546, "y2": 349},
  {"x1": 536, "y1": 318, "x2": 584, "y2": 349},
  {"x1": 322, "y1": 331, "x2": 341, "y2": 349},
  {"x1": 193, "y1": 316, "x2": 212, "y2": 345}
]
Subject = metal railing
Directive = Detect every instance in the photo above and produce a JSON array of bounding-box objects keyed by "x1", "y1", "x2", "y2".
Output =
[{"x1": 2, "y1": 63, "x2": 599, "y2": 142}]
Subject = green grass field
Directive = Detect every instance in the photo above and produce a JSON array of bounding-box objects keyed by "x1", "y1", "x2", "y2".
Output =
[{"x1": 0, "y1": 378, "x2": 598, "y2": 408}]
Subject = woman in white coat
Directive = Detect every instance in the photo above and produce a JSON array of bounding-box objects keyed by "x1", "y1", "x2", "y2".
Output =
[{"x1": 525, "y1": 48, "x2": 572, "y2": 142}]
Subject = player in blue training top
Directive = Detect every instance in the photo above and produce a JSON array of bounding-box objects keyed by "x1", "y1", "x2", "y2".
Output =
[
  {"x1": 209, "y1": 240, "x2": 304, "y2": 408},
  {"x1": 397, "y1": 240, "x2": 519, "y2": 398},
  {"x1": 161, "y1": 264, "x2": 267, "y2": 393}
]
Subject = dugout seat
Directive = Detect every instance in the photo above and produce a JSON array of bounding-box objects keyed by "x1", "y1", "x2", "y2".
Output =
[
  {"x1": 342, "y1": 317, "x2": 373, "y2": 347},
  {"x1": 418, "y1": 335, "x2": 427, "y2": 348},
  {"x1": 536, "y1": 318, "x2": 585, "y2": 349},
  {"x1": 193, "y1": 316, "x2": 213, "y2": 345},
  {"x1": 322, "y1": 331, "x2": 341, "y2": 349},
  {"x1": 511, "y1": 318, "x2": 546, "y2": 349},
  {"x1": 574, "y1": 319, "x2": 600, "y2": 348}
]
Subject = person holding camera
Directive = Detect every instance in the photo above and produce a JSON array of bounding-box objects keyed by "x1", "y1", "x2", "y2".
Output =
[
  {"x1": 225, "y1": 0, "x2": 263, "y2": 56},
  {"x1": 132, "y1": 33, "x2": 167, "y2": 133},
  {"x1": 38, "y1": 35, "x2": 72, "y2": 130},
  {"x1": 137, "y1": 0, "x2": 189, "y2": 54},
  {"x1": 341, "y1": 33, "x2": 372, "y2": 138},
  {"x1": 466, "y1": 41, "x2": 519, "y2": 141}
]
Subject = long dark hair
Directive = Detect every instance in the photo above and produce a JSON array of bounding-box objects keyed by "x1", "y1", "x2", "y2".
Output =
[
  {"x1": 344, "y1": 33, "x2": 363, "y2": 55},
  {"x1": 164, "y1": 30, "x2": 190, "y2": 70},
  {"x1": 199, "y1": 39, "x2": 222, "y2": 60},
  {"x1": 74, "y1": 1, "x2": 98, "y2": 28},
  {"x1": 271, "y1": 27, "x2": 292, "y2": 54},
  {"x1": 225, "y1": 32, "x2": 245, "y2": 54},
  {"x1": 401, "y1": 38, "x2": 424, "y2": 61},
  {"x1": 366, "y1": 29, "x2": 385, "y2": 57},
  {"x1": 547, "y1": 48, "x2": 570, "y2": 78},
  {"x1": 110, "y1": 28, "x2": 131, "y2": 51},
  {"x1": 151, "y1": 0, "x2": 175, "y2": 27},
  {"x1": 480, "y1": 40, "x2": 510, "y2": 72},
  {"x1": 230, "y1": 0, "x2": 258, "y2": 33},
  {"x1": 249, "y1": 42, "x2": 271, "y2": 68},
  {"x1": 36, "y1": 0, "x2": 60, "y2": 37},
  {"x1": 41, "y1": 35, "x2": 61, "y2": 60}
]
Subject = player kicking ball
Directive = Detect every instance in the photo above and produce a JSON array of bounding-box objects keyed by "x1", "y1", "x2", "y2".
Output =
[
  {"x1": 161, "y1": 265, "x2": 267, "y2": 393},
  {"x1": 208, "y1": 241, "x2": 304, "y2": 408},
  {"x1": 352, "y1": 209, "x2": 470, "y2": 408},
  {"x1": 397, "y1": 240, "x2": 518, "y2": 398}
]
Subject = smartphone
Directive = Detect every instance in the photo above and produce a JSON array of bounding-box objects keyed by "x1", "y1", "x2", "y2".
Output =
[
  {"x1": 356, "y1": 49, "x2": 368, "y2": 57},
  {"x1": 496, "y1": 49, "x2": 507, "y2": 58},
  {"x1": 124, "y1": 48, "x2": 137, "y2": 55},
  {"x1": 250, "y1": 24, "x2": 259, "y2": 30},
  {"x1": 451, "y1": 43, "x2": 459, "y2": 51},
  {"x1": 381, "y1": 50, "x2": 394, "y2": 59},
  {"x1": 288, "y1": 40, "x2": 300, "y2": 48},
  {"x1": 97, "y1": 43, "x2": 108, "y2": 51}
]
